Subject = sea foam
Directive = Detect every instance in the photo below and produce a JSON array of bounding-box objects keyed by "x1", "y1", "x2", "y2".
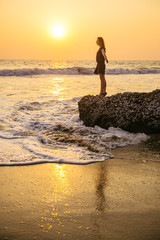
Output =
[
  {"x1": 0, "y1": 67, "x2": 160, "y2": 76},
  {"x1": 0, "y1": 97, "x2": 149, "y2": 166}
]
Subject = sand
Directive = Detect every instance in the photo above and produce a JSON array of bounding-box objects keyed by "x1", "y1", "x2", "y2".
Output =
[{"x1": 0, "y1": 145, "x2": 160, "y2": 240}]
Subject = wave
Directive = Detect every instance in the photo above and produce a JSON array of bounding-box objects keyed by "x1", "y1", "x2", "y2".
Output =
[
  {"x1": 107, "y1": 67, "x2": 160, "y2": 75},
  {"x1": 0, "y1": 91, "x2": 150, "y2": 166},
  {"x1": 0, "y1": 67, "x2": 160, "y2": 76},
  {"x1": 0, "y1": 159, "x2": 105, "y2": 166},
  {"x1": 0, "y1": 67, "x2": 93, "y2": 76}
]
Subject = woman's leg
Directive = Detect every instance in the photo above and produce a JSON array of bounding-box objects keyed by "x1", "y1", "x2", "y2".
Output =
[{"x1": 99, "y1": 74, "x2": 106, "y2": 94}]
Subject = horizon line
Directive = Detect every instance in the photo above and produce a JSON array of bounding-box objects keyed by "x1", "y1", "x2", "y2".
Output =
[{"x1": 0, "y1": 58, "x2": 160, "y2": 62}]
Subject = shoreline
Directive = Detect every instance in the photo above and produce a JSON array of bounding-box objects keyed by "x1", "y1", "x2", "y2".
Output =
[{"x1": 0, "y1": 133, "x2": 159, "y2": 167}]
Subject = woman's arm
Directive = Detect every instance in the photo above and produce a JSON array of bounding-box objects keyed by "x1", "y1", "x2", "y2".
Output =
[{"x1": 101, "y1": 49, "x2": 109, "y2": 63}]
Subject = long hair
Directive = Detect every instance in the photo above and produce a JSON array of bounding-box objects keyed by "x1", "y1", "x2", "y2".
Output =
[{"x1": 98, "y1": 37, "x2": 106, "y2": 52}]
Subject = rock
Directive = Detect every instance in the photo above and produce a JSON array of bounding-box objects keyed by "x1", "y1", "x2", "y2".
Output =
[{"x1": 78, "y1": 89, "x2": 160, "y2": 134}]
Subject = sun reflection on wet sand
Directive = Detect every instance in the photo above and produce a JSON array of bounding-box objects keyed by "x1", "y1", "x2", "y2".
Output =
[
  {"x1": 37, "y1": 164, "x2": 96, "y2": 237},
  {"x1": 0, "y1": 156, "x2": 160, "y2": 239}
]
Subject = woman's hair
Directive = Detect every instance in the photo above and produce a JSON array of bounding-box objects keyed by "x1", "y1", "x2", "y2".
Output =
[{"x1": 97, "y1": 37, "x2": 106, "y2": 52}]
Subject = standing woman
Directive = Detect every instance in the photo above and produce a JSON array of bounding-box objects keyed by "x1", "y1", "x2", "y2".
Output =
[{"x1": 94, "y1": 37, "x2": 109, "y2": 97}]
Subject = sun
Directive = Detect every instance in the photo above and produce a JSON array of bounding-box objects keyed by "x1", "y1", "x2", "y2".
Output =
[{"x1": 50, "y1": 25, "x2": 67, "y2": 39}]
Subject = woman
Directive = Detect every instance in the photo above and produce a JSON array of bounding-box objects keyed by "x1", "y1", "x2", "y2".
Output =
[{"x1": 94, "y1": 37, "x2": 109, "y2": 97}]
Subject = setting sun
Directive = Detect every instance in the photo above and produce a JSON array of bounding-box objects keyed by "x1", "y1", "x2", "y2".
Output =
[{"x1": 50, "y1": 25, "x2": 67, "y2": 39}]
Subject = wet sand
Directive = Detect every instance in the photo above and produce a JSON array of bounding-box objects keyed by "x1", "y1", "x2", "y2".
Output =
[{"x1": 0, "y1": 145, "x2": 160, "y2": 240}]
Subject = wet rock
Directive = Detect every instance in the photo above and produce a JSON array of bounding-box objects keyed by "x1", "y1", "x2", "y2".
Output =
[{"x1": 78, "y1": 89, "x2": 160, "y2": 134}]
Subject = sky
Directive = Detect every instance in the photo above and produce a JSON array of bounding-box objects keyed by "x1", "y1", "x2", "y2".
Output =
[{"x1": 0, "y1": 0, "x2": 160, "y2": 60}]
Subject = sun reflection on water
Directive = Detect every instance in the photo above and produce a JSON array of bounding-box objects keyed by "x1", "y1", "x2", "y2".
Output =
[{"x1": 51, "y1": 77, "x2": 65, "y2": 96}]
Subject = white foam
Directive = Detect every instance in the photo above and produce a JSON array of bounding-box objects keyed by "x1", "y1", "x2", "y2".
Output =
[
  {"x1": 0, "y1": 67, "x2": 160, "y2": 76},
  {"x1": 99, "y1": 127, "x2": 149, "y2": 148},
  {"x1": 0, "y1": 135, "x2": 111, "y2": 166},
  {"x1": 0, "y1": 98, "x2": 150, "y2": 166},
  {"x1": 0, "y1": 67, "x2": 93, "y2": 76}
]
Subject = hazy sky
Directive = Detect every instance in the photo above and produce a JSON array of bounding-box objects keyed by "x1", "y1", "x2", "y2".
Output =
[{"x1": 0, "y1": 0, "x2": 160, "y2": 60}]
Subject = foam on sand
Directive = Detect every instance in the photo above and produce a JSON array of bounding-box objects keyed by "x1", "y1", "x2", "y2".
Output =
[{"x1": 0, "y1": 97, "x2": 149, "y2": 166}]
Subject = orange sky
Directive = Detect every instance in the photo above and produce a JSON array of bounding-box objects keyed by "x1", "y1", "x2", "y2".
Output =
[{"x1": 0, "y1": 0, "x2": 160, "y2": 60}]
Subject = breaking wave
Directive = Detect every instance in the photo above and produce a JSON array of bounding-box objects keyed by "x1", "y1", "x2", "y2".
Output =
[
  {"x1": 0, "y1": 97, "x2": 149, "y2": 166},
  {"x1": 0, "y1": 67, "x2": 160, "y2": 76}
]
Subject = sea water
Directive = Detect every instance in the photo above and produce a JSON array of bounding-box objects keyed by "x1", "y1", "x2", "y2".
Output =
[{"x1": 0, "y1": 60, "x2": 160, "y2": 165}]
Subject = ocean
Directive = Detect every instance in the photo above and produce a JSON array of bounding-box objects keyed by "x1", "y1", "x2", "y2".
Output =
[{"x1": 0, "y1": 59, "x2": 160, "y2": 165}]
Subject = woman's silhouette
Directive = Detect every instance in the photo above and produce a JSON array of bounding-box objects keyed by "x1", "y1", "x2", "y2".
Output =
[{"x1": 94, "y1": 37, "x2": 108, "y2": 97}]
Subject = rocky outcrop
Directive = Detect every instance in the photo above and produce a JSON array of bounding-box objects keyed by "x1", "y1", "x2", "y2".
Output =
[{"x1": 78, "y1": 89, "x2": 160, "y2": 134}]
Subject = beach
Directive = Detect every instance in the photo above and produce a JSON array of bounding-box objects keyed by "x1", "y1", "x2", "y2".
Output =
[
  {"x1": 0, "y1": 60, "x2": 160, "y2": 166},
  {"x1": 0, "y1": 59, "x2": 160, "y2": 239},
  {"x1": 0, "y1": 142, "x2": 160, "y2": 240}
]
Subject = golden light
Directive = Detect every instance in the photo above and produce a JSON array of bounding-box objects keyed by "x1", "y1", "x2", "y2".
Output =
[{"x1": 50, "y1": 25, "x2": 67, "y2": 39}]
